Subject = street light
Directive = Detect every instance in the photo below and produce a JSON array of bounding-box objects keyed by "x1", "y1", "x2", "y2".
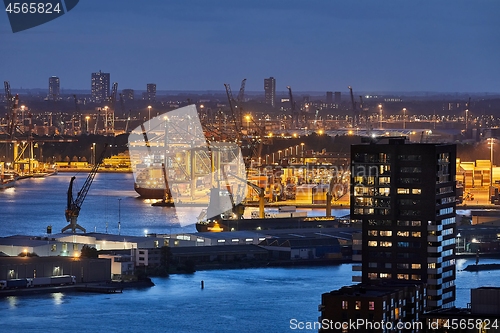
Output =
[
  {"x1": 92, "y1": 142, "x2": 96, "y2": 166},
  {"x1": 148, "y1": 105, "x2": 152, "y2": 130},
  {"x1": 490, "y1": 138, "x2": 495, "y2": 187},
  {"x1": 403, "y1": 108, "x2": 407, "y2": 130},
  {"x1": 245, "y1": 115, "x2": 251, "y2": 132},
  {"x1": 378, "y1": 104, "x2": 383, "y2": 129},
  {"x1": 85, "y1": 116, "x2": 90, "y2": 134}
]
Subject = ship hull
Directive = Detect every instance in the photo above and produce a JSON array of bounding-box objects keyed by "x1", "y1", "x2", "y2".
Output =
[
  {"x1": 134, "y1": 183, "x2": 165, "y2": 199},
  {"x1": 196, "y1": 216, "x2": 338, "y2": 232}
]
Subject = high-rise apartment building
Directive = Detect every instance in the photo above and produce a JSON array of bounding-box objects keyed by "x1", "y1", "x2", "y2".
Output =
[
  {"x1": 122, "y1": 89, "x2": 134, "y2": 101},
  {"x1": 326, "y1": 91, "x2": 333, "y2": 104},
  {"x1": 334, "y1": 92, "x2": 341, "y2": 105},
  {"x1": 91, "y1": 70, "x2": 110, "y2": 103},
  {"x1": 351, "y1": 137, "x2": 456, "y2": 310},
  {"x1": 48, "y1": 76, "x2": 60, "y2": 100},
  {"x1": 264, "y1": 77, "x2": 276, "y2": 108},
  {"x1": 146, "y1": 83, "x2": 156, "y2": 102}
]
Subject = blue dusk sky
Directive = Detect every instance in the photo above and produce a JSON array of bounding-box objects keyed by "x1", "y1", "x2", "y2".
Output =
[{"x1": 1, "y1": 0, "x2": 499, "y2": 93}]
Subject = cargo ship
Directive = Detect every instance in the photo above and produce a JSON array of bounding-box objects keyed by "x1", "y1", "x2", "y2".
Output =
[{"x1": 133, "y1": 158, "x2": 166, "y2": 199}]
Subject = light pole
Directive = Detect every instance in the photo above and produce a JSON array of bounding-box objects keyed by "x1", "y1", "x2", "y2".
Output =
[
  {"x1": 379, "y1": 104, "x2": 383, "y2": 129},
  {"x1": 92, "y1": 142, "x2": 96, "y2": 166},
  {"x1": 301, "y1": 143, "x2": 305, "y2": 163},
  {"x1": 403, "y1": 108, "x2": 407, "y2": 129},
  {"x1": 148, "y1": 105, "x2": 152, "y2": 130},
  {"x1": 490, "y1": 138, "x2": 494, "y2": 188},
  {"x1": 245, "y1": 115, "x2": 251, "y2": 132},
  {"x1": 118, "y1": 198, "x2": 121, "y2": 235},
  {"x1": 85, "y1": 116, "x2": 90, "y2": 134}
]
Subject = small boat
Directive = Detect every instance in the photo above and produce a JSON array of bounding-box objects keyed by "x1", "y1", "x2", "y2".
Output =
[{"x1": 0, "y1": 178, "x2": 16, "y2": 190}]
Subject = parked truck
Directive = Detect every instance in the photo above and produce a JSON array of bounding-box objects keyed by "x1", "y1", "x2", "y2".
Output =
[
  {"x1": 0, "y1": 278, "x2": 30, "y2": 290},
  {"x1": 28, "y1": 275, "x2": 76, "y2": 287}
]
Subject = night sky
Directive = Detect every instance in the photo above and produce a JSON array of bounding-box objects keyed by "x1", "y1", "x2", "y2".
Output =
[{"x1": 1, "y1": 0, "x2": 499, "y2": 93}]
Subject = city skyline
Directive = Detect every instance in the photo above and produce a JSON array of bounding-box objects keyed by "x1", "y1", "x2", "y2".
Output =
[{"x1": 1, "y1": 1, "x2": 499, "y2": 93}]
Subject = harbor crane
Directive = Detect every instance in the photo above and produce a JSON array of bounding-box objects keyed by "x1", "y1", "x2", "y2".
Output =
[
  {"x1": 286, "y1": 86, "x2": 299, "y2": 129},
  {"x1": 63, "y1": 144, "x2": 107, "y2": 233},
  {"x1": 348, "y1": 86, "x2": 358, "y2": 128}
]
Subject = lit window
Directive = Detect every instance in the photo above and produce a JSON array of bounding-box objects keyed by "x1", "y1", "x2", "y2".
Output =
[
  {"x1": 412, "y1": 264, "x2": 421, "y2": 269},
  {"x1": 51, "y1": 244, "x2": 57, "y2": 252},
  {"x1": 368, "y1": 230, "x2": 378, "y2": 236},
  {"x1": 412, "y1": 232, "x2": 421, "y2": 238},
  {"x1": 397, "y1": 188, "x2": 410, "y2": 194},
  {"x1": 368, "y1": 273, "x2": 377, "y2": 279},
  {"x1": 369, "y1": 301, "x2": 375, "y2": 310},
  {"x1": 397, "y1": 231, "x2": 410, "y2": 237},
  {"x1": 217, "y1": 239, "x2": 225, "y2": 243},
  {"x1": 342, "y1": 300, "x2": 348, "y2": 310},
  {"x1": 368, "y1": 241, "x2": 378, "y2": 247},
  {"x1": 397, "y1": 274, "x2": 409, "y2": 280},
  {"x1": 380, "y1": 241, "x2": 392, "y2": 247},
  {"x1": 355, "y1": 301, "x2": 361, "y2": 310},
  {"x1": 412, "y1": 189, "x2": 422, "y2": 194},
  {"x1": 380, "y1": 273, "x2": 391, "y2": 279},
  {"x1": 380, "y1": 230, "x2": 392, "y2": 237},
  {"x1": 411, "y1": 274, "x2": 421, "y2": 281}
]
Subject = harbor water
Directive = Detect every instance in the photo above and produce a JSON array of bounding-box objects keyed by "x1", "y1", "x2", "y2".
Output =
[{"x1": 0, "y1": 173, "x2": 499, "y2": 332}]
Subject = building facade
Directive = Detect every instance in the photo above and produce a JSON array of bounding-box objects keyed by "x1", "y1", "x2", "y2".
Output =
[
  {"x1": 264, "y1": 77, "x2": 276, "y2": 108},
  {"x1": 91, "y1": 70, "x2": 110, "y2": 103},
  {"x1": 48, "y1": 76, "x2": 60, "y2": 100},
  {"x1": 146, "y1": 83, "x2": 156, "y2": 102},
  {"x1": 351, "y1": 137, "x2": 456, "y2": 310},
  {"x1": 122, "y1": 89, "x2": 134, "y2": 101},
  {"x1": 320, "y1": 283, "x2": 426, "y2": 333}
]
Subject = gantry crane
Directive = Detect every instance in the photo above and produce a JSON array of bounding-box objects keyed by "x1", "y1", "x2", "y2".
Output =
[{"x1": 62, "y1": 144, "x2": 108, "y2": 233}]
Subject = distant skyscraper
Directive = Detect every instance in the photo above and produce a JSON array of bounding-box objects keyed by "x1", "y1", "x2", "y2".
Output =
[
  {"x1": 334, "y1": 91, "x2": 341, "y2": 105},
  {"x1": 48, "y1": 76, "x2": 60, "y2": 100},
  {"x1": 147, "y1": 83, "x2": 156, "y2": 102},
  {"x1": 91, "y1": 70, "x2": 110, "y2": 103},
  {"x1": 351, "y1": 138, "x2": 456, "y2": 310},
  {"x1": 264, "y1": 77, "x2": 276, "y2": 108},
  {"x1": 122, "y1": 89, "x2": 134, "y2": 101},
  {"x1": 326, "y1": 91, "x2": 333, "y2": 104}
]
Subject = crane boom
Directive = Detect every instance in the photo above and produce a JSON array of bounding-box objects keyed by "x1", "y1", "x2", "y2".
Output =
[
  {"x1": 62, "y1": 144, "x2": 108, "y2": 233},
  {"x1": 348, "y1": 85, "x2": 357, "y2": 127},
  {"x1": 224, "y1": 83, "x2": 241, "y2": 140},
  {"x1": 287, "y1": 86, "x2": 298, "y2": 129}
]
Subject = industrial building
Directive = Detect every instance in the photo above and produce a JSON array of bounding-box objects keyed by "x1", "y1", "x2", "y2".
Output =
[{"x1": 0, "y1": 256, "x2": 111, "y2": 283}]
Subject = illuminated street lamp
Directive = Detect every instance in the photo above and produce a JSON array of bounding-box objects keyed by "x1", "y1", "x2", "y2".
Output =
[
  {"x1": 489, "y1": 138, "x2": 495, "y2": 187},
  {"x1": 378, "y1": 104, "x2": 383, "y2": 129},
  {"x1": 403, "y1": 108, "x2": 407, "y2": 129},
  {"x1": 85, "y1": 116, "x2": 90, "y2": 134},
  {"x1": 147, "y1": 105, "x2": 152, "y2": 130}
]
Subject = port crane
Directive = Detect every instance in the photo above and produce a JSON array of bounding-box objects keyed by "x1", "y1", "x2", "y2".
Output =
[
  {"x1": 286, "y1": 86, "x2": 299, "y2": 129},
  {"x1": 62, "y1": 144, "x2": 107, "y2": 233},
  {"x1": 348, "y1": 86, "x2": 358, "y2": 128}
]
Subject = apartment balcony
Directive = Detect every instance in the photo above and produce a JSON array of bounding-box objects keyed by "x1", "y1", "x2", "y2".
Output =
[
  {"x1": 427, "y1": 267, "x2": 442, "y2": 275},
  {"x1": 427, "y1": 246, "x2": 443, "y2": 253},
  {"x1": 427, "y1": 224, "x2": 443, "y2": 232},
  {"x1": 427, "y1": 278, "x2": 442, "y2": 285},
  {"x1": 352, "y1": 254, "x2": 362, "y2": 261},
  {"x1": 427, "y1": 235, "x2": 442, "y2": 243},
  {"x1": 428, "y1": 256, "x2": 442, "y2": 264},
  {"x1": 426, "y1": 289, "x2": 442, "y2": 297},
  {"x1": 352, "y1": 265, "x2": 362, "y2": 272}
]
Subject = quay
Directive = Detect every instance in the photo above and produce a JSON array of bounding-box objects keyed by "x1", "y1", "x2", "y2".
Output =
[{"x1": 77, "y1": 285, "x2": 123, "y2": 294}]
